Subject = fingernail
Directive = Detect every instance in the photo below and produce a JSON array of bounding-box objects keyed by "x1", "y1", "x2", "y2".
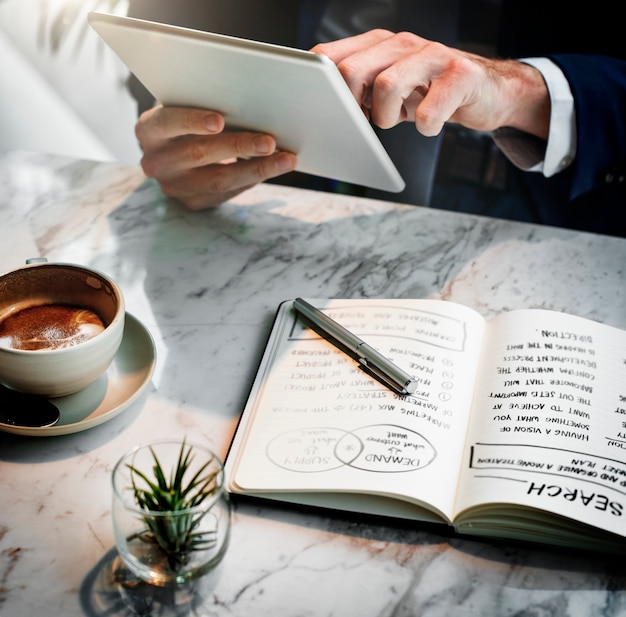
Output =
[
  {"x1": 254, "y1": 135, "x2": 275, "y2": 155},
  {"x1": 203, "y1": 113, "x2": 221, "y2": 132},
  {"x1": 276, "y1": 152, "x2": 296, "y2": 173}
]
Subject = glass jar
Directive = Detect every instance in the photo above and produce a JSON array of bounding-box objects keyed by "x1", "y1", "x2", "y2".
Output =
[{"x1": 112, "y1": 439, "x2": 231, "y2": 586}]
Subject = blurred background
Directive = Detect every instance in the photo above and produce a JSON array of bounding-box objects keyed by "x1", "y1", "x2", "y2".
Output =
[{"x1": 0, "y1": 0, "x2": 142, "y2": 162}]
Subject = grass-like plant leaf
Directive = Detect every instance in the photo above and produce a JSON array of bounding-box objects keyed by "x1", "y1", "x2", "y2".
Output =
[{"x1": 127, "y1": 439, "x2": 220, "y2": 571}]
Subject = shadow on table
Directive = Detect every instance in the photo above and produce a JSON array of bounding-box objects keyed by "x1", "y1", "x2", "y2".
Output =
[
  {"x1": 235, "y1": 495, "x2": 626, "y2": 592},
  {"x1": 80, "y1": 547, "x2": 225, "y2": 617}
]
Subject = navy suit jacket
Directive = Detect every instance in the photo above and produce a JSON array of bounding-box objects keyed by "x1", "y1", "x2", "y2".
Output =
[{"x1": 490, "y1": 1, "x2": 626, "y2": 234}]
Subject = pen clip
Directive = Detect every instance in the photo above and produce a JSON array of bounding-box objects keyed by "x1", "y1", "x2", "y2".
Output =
[{"x1": 358, "y1": 357, "x2": 411, "y2": 396}]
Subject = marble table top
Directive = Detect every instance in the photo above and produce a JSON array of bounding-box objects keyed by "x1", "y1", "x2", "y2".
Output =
[{"x1": 0, "y1": 149, "x2": 625, "y2": 617}]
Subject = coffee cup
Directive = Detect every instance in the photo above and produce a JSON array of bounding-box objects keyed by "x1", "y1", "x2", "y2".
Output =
[{"x1": 0, "y1": 261, "x2": 125, "y2": 397}]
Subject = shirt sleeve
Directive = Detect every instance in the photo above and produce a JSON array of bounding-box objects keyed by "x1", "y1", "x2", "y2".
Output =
[{"x1": 493, "y1": 57, "x2": 577, "y2": 177}]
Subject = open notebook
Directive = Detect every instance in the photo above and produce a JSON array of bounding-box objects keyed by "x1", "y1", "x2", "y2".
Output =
[{"x1": 226, "y1": 298, "x2": 626, "y2": 554}]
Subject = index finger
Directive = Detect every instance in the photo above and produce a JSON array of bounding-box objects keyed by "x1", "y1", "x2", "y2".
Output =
[
  {"x1": 135, "y1": 105, "x2": 226, "y2": 147},
  {"x1": 313, "y1": 31, "x2": 397, "y2": 114},
  {"x1": 313, "y1": 31, "x2": 431, "y2": 116},
  {"x1": 311, "y1": 29, "x2": 395, "y2": 64}
]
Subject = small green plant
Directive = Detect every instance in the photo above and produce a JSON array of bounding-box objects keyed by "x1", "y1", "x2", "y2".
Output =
[{"x1": 127, "y1": 439, "x2": 220, "y2": 572}]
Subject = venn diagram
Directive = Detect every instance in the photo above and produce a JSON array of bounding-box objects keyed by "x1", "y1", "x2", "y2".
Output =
[{"x1": 266, "y1": 424, "x2": 437, "y2": 473}]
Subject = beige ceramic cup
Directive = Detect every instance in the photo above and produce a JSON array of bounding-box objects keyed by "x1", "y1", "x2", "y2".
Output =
[{"x1": 0, "y1": 261, "x2": 125, "y2": 397}]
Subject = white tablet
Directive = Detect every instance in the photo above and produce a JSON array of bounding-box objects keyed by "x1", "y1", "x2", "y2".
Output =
[{"x1": 88, "y1": 12, "x2": 405, "y2": 193}]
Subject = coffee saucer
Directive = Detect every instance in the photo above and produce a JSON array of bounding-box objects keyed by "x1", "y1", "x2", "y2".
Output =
[{"x1": 0, "y1": 313, "x2": 156, "y2": 437}]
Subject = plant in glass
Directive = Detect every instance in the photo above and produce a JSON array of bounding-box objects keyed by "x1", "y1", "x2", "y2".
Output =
[{"x1": 112, "y1": 439, "x2": 231, "y2": 586}]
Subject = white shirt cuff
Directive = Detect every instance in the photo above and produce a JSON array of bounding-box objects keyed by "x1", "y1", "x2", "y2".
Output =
[{"x1": 519, "y1": 58, "x2": 577, "y2": 176}]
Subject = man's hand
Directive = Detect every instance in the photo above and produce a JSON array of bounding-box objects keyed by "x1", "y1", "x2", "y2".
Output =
[
  {"x1": 312, "y1": 29, "x2": 550, "y2": 140},
  {"x1": 135, "y1": 106, "x2": 297, "y2": 210}
]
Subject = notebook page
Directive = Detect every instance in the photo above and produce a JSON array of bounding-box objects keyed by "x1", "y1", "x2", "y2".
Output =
[{"x1": 228, "y1": 298, "x2": 486, "y2": 520}]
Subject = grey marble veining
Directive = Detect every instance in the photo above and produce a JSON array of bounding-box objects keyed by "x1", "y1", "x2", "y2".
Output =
[{"x1": 0, "y1": 149, "x2": 625, "y2": 617}]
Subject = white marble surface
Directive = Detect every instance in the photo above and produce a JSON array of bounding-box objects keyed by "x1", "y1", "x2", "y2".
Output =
[{"x1": 0, "y1": 149, "x2": 625, "y2": 617}]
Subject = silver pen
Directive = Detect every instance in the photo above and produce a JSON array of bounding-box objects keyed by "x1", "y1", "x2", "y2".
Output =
[{"x1": 293, "y1": 298, "x2": 417, "y2": 396}]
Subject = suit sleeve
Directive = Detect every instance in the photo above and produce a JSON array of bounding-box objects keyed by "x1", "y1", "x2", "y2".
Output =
[{"x1": 548, "y1": 54, "x2": 626, "y2": 200}]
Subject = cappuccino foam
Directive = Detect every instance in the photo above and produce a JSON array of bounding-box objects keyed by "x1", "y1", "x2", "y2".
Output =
[{"x1": 0, "y1": 304, "x2": 105, "y2": 351}]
